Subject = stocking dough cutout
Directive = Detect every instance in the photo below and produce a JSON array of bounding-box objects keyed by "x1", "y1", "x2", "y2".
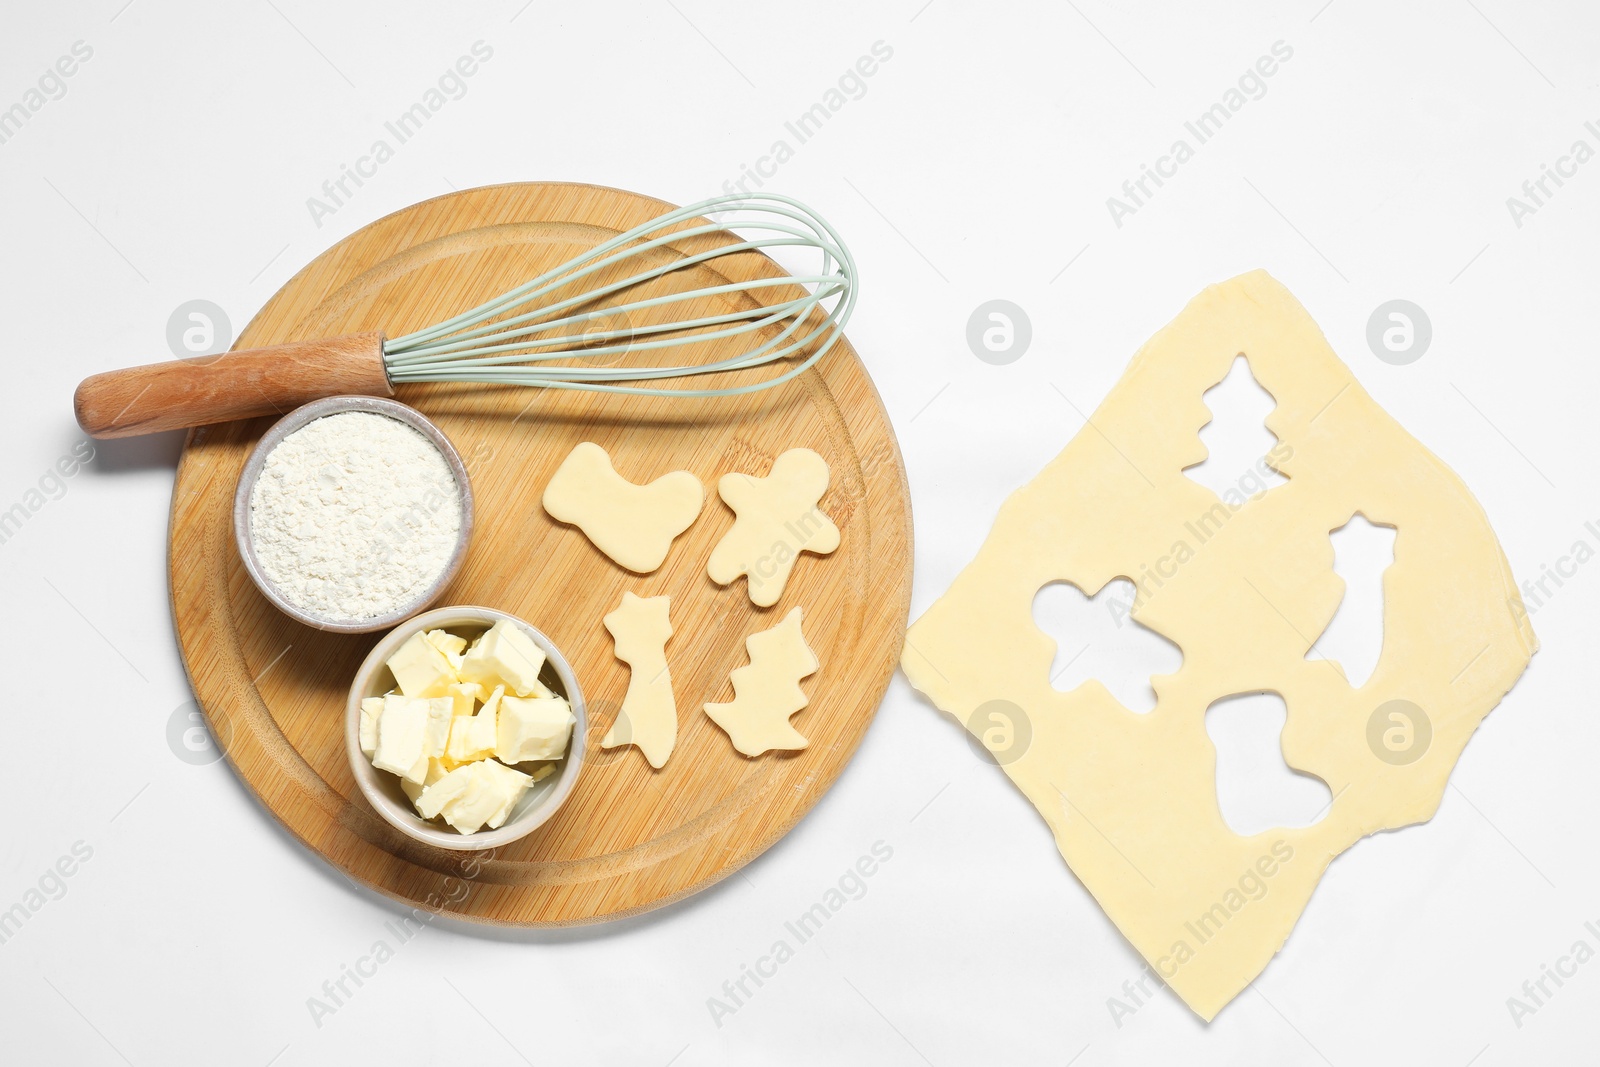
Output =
[
  {"x1": 705, "y1": 607, "x2": 819, "y2": 756},
  {"x1": 542, "y1": 442, "x2": 703, "y2": 573},
  {"x1": 901, "y1": 271, "x2": 1537, "y2": 1021},
  {"x1": 600, "y1": 592, "x2": 677, "y2": 769},
  {"x1": 708, "y1": 449, "x2": 840, "y2": 607}
]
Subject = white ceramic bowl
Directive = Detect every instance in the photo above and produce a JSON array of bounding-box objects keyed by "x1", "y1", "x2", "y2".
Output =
[
  {"x1": 233, "y1": 395, "x2": 474, "y2": 634},
  {"x1": 345, "y1": 605, "x2": 587, "y2": 851}
]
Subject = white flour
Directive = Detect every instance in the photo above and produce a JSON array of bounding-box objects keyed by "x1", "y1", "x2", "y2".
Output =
[{"x1": 249, "y1": 411, "x2": 463, "y2": 621}]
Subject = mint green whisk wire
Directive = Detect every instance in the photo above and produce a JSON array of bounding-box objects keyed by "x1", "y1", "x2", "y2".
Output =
[{"x1": 382, "y1": 193, "x2": 857, "y2": 398}]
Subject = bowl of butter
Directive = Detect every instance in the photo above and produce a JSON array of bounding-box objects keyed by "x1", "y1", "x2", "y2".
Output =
[{"x1": 347, "y1": 605, "x2": 586, "y2": 851}]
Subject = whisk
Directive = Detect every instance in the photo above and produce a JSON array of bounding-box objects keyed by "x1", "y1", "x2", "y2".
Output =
[{"x1": 73, "y1": 193, "x2": 857, "y2": 438}]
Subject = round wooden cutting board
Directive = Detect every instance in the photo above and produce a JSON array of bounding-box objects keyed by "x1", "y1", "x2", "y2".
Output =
[{"x1": 170, "y1": 182, "x2": 912, "y2": 925}]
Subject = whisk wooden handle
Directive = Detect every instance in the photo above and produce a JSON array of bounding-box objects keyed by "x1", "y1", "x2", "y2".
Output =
[{"x1": 73, "y1": 332, "x2": 392, "y2": 439}]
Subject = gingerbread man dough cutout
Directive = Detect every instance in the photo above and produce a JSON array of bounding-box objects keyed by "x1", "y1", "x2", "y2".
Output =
[{"x1": 707, "y1": 448, "x2": 839, "y2": 607}]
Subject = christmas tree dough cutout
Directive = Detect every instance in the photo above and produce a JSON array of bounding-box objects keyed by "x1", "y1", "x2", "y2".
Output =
[
  {"x1": 705, "y1": 607, "x2": 819, "y2": 756},
  {"x1": 600, "y1": 592, "x2": 678, "y2": 769},
  {"x1": 708, "y1": 448, "x2": 839, "y2": 607},
  {"x1": 542, "y1": 442, "x2": 703, "y2": 574},
  {"x1": 901, "y1": 271, "x2": 1537, "y2": 1021}
]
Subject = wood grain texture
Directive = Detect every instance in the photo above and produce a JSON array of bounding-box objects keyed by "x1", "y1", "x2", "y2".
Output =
[
  {"x1": 170, "y1": 182, "x2": 912, "y2": 925},
  {"x1": 75, "y1": 332, "x2": 390, "y2": 438}
]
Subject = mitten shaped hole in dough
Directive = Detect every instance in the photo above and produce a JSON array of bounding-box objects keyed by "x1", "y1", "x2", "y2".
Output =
[
  {"x1": 1184, "y1": 355, "x2": 1288, "y2": 503},
  {"x1": 1205, "y1": 692, "x2": 1333, "y2": 836},
  {"x1": 1311, "y1": 514, "x2": 1396, "y2": 688},
  {"x1": 1032, "y1": 578, "x2": 1182, "y2": 714}
]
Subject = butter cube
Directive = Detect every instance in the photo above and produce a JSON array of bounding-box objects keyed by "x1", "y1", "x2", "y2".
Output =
[
  {"x1": 425, "y1": 629, "x2": 467, "y2": 671},
  {"x1": 442, "y1": 769, "x2": 502, "y2": 834},
  {"x1": 478, "y1": 759, "x2": 534, "y2": 829},
  {"x1": 529, "y1": 763, "x2": 556, "y2": 783},
  {"x1": 447, "y1": 685, "x2": 503, "y2": 763},
  {"x1": 495, "y1": 694, "x2": 575, "y2": 764},
  {"x1": 447, "y1": 716, "x2": 498, "y2": 764},
  {"x1": 401, "y1": 758, "x2": 451, "y2": 806},
  {"x1": 460, "y1": 620, "x2": 548, "y2": 697},
  {"x1": 438, "y1": 760, "x2": 531, "y2": 834},
  {"x1": 415, "y1": 763, "x2": 477, "y2": 819},
  {"x1": 386, "y1": 631, "x2": 459, "y2": 698},
  {"x1": 373, "y1": 695, "x2": 431, "y2": 784},
  {"x1": 413, "y1": 759, "x2": 532, "y2": 834},
  {"x1": 359, "y1": 697, "x2": 384, "y2": 759},
  {"x1": 446, "y1": 681, "x2": 485, "y2": 718},
  {"x1": 421, "y1": 697, "x2": 453, "y2": 758}
]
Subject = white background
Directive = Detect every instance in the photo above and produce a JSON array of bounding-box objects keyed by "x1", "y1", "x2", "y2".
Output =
[{"x1": 2, "y1": 1, "x2": 1596, "y2": 1063}]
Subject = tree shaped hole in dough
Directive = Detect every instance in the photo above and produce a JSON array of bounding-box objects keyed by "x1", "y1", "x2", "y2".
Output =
[
  {"x1": 600, "y1": 592, "x2": 677, "y2": 769},
  {"x1": 708, "y1": 449, "x2": 840, "y2": 607},
  {"x1": 542, "y1": 442, "x2": 703, "y2": 574},
  {"x1": 704, "y1": 607, "x2": 819, "y2": 757},
  {"x1": 900, "y1": 271, "x2": 1537, "y2": 1021}
]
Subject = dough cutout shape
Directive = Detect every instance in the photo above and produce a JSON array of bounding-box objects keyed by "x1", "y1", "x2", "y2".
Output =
[
  {"x1": 542, "y1": 442, "x2": 703, "y2": 573},
  {"x1": 900, "y1": 271, "x2": 1537, "y2": 1021},
  {"x1": 705, "y1": 607, "x2": 819, "y2": 756},
  {"x1": 708, "y1": 448, "x2": 839, "y2": 607},
  {"x1": 600, "y1": 592, "x2": 677, "y2": 769}
]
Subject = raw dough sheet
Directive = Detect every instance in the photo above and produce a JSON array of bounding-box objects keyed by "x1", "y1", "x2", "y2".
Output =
[{"x1": 901, "y1": 271, "x2": 1536, "y2": 1020}]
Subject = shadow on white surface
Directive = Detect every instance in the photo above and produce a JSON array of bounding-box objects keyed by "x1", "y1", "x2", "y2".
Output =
[{"x1": 85, "y1": 428, "x2": 186, "y2": 473}]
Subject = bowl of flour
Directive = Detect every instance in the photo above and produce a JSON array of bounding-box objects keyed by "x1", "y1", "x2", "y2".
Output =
[{"x1": 234, "y1": 396, "x2": 473, "y2": 633}]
